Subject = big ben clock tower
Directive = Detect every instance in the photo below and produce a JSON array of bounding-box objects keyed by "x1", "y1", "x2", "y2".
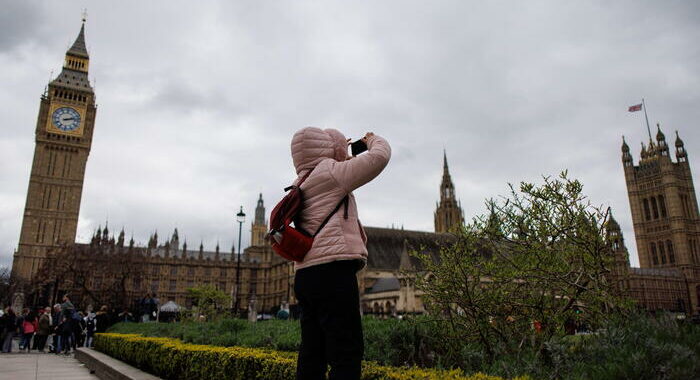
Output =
[{"x1": 12, "y1": 20, "x2": 97, "y2": 283}]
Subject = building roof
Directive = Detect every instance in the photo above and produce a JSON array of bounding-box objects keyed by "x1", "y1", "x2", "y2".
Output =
[
  {"x1": 366, "y1": 277, "x2": 400, "y2": 294},
  {"x1": 364, "y1": 227, "x2": 455, "y2": 271},
  {"x1": 67, "y1": 23, "x2": 89, "y2": 58}
]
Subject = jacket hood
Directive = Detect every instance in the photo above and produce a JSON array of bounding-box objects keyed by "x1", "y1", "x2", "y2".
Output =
[{"x1": 291, "y1": 127, "x2": 348, "y2": 174}]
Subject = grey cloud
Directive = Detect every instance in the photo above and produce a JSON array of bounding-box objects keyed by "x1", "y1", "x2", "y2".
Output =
[{"x1": 2, "y1": 1, "x2": 700, "y2": 269}]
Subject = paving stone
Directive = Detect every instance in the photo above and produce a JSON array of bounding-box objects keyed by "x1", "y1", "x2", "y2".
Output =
[{"x1": 0, "y1": 339, "x2": 98, "y2": 380}]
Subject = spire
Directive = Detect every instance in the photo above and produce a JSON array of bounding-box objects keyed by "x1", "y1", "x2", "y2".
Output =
[
  {"x1": 622, "y1": 136, "x2": 633, "y2": 167},
  {"x1": 435, "y1": 150, "x2": 464, "y2": 233},
  {"x1": 171, "y1": 228, "x2": 179, "y2": 250},
  {"x1": 117, "y1": 228, "x2": 125, "y2": 247},
  {"x1": 606, "y1": 210, "x2": 620, "y2": 231},
  {"x1": 440, "y1": 151, "x2": 456, "y2": 203},
  {"x1": 675, "y1": 130, "x2": 685, "y2": 148},
  {"x1": 67, "y1": 22, "x2": 89, "y2": 59},
  {"x1": 675, "y1": 130, "x2": 687, "y2": 162},
  {"x1": 656, "y1": 123, "x2": 666, "y2": 142},
  {"x1": 656, "y1": 123, "x2": 669, "y2": 156},
  {"x1": 443, "y1": 149, "x2": 449, "y2": 176},
  {"x1": 254, "y1": 193, "x2": 266, "y2": 225},
  {"x1": 621, "y1": 136, "x2": 629, "y2": 153}
]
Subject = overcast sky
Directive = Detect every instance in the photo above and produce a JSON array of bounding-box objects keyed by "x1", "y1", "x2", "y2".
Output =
[{"x1": 1, "y1": 1, "x2": 699, "y2": 268}]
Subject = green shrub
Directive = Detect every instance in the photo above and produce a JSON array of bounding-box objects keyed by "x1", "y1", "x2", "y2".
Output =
[
  {"x1": 105, "y1": 314, "x2": 700, "y2": 379},
  {"x1": 95, "y1": 333, "x2": 521, "y2": 380}
]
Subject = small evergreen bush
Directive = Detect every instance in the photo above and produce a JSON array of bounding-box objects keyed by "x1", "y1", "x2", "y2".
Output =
[{"x1": 95, "y1": 333, "x2": 521, "y2": 380}]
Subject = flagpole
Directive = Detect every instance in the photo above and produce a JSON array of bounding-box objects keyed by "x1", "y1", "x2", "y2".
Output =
[{"x1": 642, "y1": 98, "x2": 652, "y2": 141}]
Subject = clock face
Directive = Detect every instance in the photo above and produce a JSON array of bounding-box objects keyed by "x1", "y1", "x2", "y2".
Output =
[{"x1": 51, "y1": 107, "x2": 81, "y2": 132}]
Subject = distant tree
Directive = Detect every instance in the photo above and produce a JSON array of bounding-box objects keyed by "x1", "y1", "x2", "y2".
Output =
[
  {"x1": 32, "y1": 239, "x2": 146, "y2": 311},
  {"x1": 186, "y1": 284, "x2": 231, "y2": 321},
  {"x1": 0, "y1": 265, "x2": 12, "y2": 307},
  {"x1": 413, "y1": 172, "x2": 630, "y2": 358}
]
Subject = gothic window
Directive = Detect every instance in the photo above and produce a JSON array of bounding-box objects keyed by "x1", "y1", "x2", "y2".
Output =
[
  {"x1": 642, "y1": 198, "x2": 651, "y2": 220},
  {"x1": 205, "y1": 267, "x2": 212, "y2": 276},
  {"x1": 187, "y1": 280, "x2": 194, "y2": 289},
  {"x1": 220, "y1": 268, "x2": 226, "y2": 277},
  {"x1": 658, "y1": 241, "x2": 666, "y2": 264},
  {"x1": 133, "y1": 278, "x2": 141, "y2": 290},
  {"x1": 188, "y1": 267, "x2": 195, "y2": 276},
  {"x1": 219, "y1": 281, "x2": 226, "y2": 291},
  {"x1": 151, "y1": 280, "x2": 160, "y2": 293},
  {"x1": 152, "y1": 266, "x2": 159, "y2": 276},
  {"x1": 650, "y1": 197, "x2": 659, "y2": 219},
  {"x1": 169, "y1": 280, "x2": 177, "y2": 291},
  {"x1": 170, "y1": 266, "x2": 178, "y2": 276},
  {"x1": 680, "y1": 194, "x2": 689, "y2": 217},
  {"x1": 666, "y1": 240, "x2": 675, "y2": 264},
  {"x1": 658, "y1": 195, "x2": 667, "y2": 218},
  {"x1": 650, "y1": 242, "x2": 658, "y2": 265}
]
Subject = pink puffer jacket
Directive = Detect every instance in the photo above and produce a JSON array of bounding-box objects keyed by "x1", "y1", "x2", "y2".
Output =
[{"x1": 291, "y1": 127, "x2": 391, "y2": 270}]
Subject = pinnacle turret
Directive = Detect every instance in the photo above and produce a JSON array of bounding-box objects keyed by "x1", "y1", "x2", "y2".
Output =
[
  {"x1": 435, "y1": 151, "x2": 464, "y2": 233},
  {"x1": 67, "y1": 22, "x2": 89, "y2": 59}
]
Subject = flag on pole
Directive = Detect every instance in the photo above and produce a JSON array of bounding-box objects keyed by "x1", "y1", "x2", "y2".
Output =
[{"x1": 628, "y1": 103, "x2": 643, "y2": 112}]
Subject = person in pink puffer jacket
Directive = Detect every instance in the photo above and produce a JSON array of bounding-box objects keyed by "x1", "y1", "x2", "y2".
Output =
[{"x1": 291, "y1": 127, "x2": 390, "y2": 380}]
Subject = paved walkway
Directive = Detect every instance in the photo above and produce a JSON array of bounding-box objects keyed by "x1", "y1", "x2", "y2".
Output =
[{"x1": 0, "y1": 340, "x2": 98, "y2": 380}]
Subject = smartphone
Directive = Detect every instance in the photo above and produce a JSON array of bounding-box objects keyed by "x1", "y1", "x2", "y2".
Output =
[{"x1": 350, "y1": 139, "x2": 368, "y2": 156}]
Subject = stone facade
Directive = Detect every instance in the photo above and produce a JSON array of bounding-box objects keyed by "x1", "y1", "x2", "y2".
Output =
[{"x1": 617, "y1": 128, "x2": 700, "y2": 314}]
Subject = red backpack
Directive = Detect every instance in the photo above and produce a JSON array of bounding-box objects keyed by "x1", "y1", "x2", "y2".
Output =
[{"x1": 268, "y1": 168, "x2": 348, "y2": 262}]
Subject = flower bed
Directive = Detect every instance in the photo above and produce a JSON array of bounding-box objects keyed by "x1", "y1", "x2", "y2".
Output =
[{"x1": 94, "y1": 333, "x2": 523, "y2": 380}]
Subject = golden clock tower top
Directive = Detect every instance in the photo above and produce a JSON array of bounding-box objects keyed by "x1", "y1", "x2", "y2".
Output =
[{"x1": 51, "y1": 21, "x2": 92, "y2": 88}]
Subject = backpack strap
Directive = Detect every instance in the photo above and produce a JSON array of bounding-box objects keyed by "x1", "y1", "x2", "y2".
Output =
[
  {"x1": 284, "y1": 168, "x2": 314, "y2": 192},
  {"x1": 313, "y1": 195, "x2": 349, "y2": 237}
]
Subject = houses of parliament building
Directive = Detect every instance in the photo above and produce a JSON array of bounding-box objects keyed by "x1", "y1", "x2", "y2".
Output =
[{"x1": 10, "y1": 22, "x2": 700, "y2": 316}]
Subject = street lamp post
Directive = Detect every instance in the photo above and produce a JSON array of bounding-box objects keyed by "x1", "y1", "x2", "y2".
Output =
[{"x1": 234, "y1": 206, "x2": 245, "y2": 314}]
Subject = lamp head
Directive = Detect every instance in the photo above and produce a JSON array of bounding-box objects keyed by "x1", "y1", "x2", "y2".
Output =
[{"x1": 236, "y1": 206, "x2": 246, "y2": 223}]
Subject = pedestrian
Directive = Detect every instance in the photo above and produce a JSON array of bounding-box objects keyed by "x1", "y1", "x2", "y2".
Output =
[
  {"x1": 60, "y1": 294, "x2": 76, "y2": 354},
  {"x1": 84, "y1": 312, "x2": 96, "y2": 347},
  {"x1": 50, "y1": 304, "x2": 62, "y2": 353},
  {"x1": 20, "y1": 308, "x2": 38, "y2": 352},
  {"x1": 74, "y1": 311, "x2": 86, "y2": 347},
  {"x1": 95, "y1": 305, "x2": 110, "y2": 333},
  {"x1": 35, "y1": 307, "x2": 52, "y2": 352},
  {"x1": 31, "y1": 308, "x2": 43, "y2": 350},
  {"x1": 0, "y1": 307, "x2": 17, "y2": 353},
  {"x1": 288, "y1": 128, "x2": 390, "y2": 380}
]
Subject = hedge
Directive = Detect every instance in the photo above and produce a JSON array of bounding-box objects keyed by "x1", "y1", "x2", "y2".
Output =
[{"x1": 95, "y1": 333, "x2": 526, "y2": 380}]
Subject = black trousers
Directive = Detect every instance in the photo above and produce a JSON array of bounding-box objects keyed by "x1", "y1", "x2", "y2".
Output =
[
  {"x1": 35, "y1": 334, "x2": 48, "y2": 351},
  {"x1": 294, "y1": 259, "x2": 364, "y2": 380}
]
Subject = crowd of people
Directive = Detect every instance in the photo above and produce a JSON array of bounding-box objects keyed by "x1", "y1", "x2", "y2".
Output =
[{"x1": 0, "y1": 294, "x2": 111, "y2": 354}]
